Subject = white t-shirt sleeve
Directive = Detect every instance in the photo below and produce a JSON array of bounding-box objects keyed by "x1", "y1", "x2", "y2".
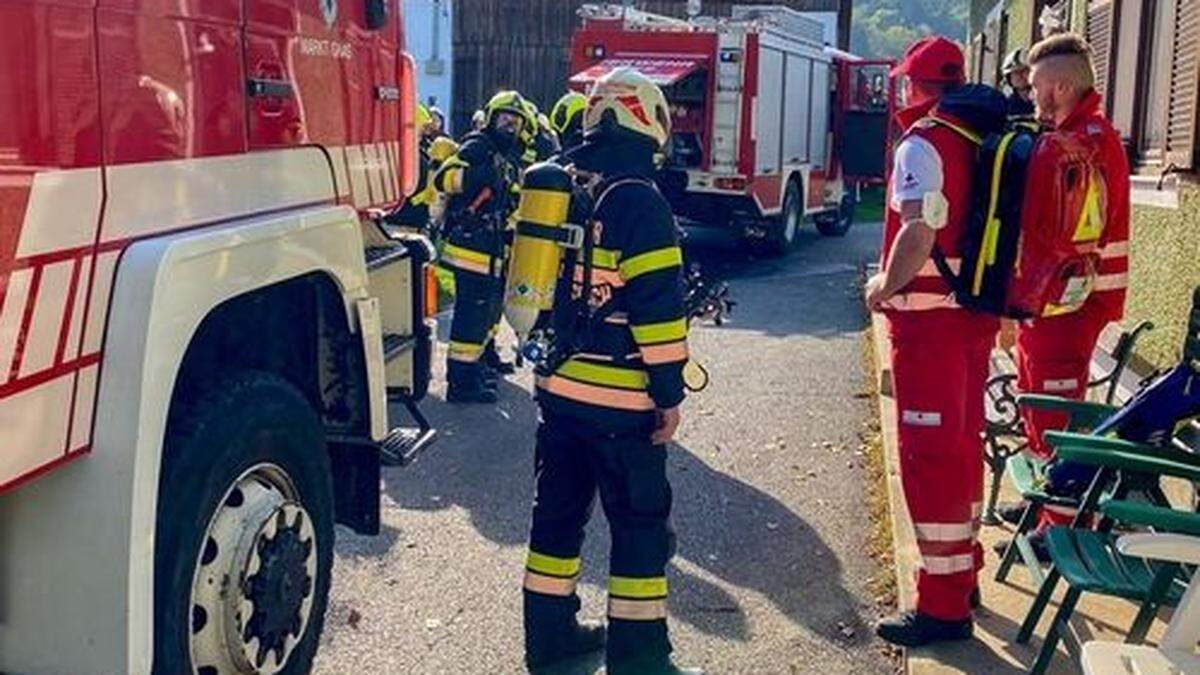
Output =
[{"x1": 890, "y1": 135, "x2": 949, "y2": 229}]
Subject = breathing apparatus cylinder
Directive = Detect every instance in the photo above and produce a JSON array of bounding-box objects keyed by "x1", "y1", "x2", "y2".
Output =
[{"x1": 504, "y1": 162, "x2": 577, "y2": 341}]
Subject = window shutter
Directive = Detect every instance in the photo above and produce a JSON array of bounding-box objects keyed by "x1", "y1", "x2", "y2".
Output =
[
  {"x1": 1086, "y1": 0, "x2": 1114, "y2": 105},
  {"x1": 1165, "y1": 0, "x2": 1199, "y2": 168}
]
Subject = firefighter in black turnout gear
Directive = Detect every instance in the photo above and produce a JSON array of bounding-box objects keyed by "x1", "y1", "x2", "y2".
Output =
[
  {"x1": 522, "y1": 68, "x2": 700, "y2": 675},
  {"x1": 550, "y1": 91, "x2": 587, "y2": 154},
  {"x1": 433, "y1": 91, "x2": 526, "y2": 403}
]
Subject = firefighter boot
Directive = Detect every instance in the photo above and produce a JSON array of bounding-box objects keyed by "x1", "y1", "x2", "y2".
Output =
[
  {"x1": 875, "y1": 611, "x2": 973, "y2": 647},
  {"x1": 524, "y1": 592, "x2": 606, "y2": 671},
  {"x1": 483, "y1": 341, "x2": 516, "y2": 375},
  {"x1": 446, "y1": 361, "x2": 498, "y2": 404},
  {"x1": 606, "y1": 654, "x2": 703, "y2": 675}
]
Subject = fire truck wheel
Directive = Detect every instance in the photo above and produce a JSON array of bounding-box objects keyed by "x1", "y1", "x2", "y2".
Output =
[
  {"x1": 153, "y1": 370, "x2": 334, "y2": 675},
  {"x1": 815, "y1": 193, "x2": 856, "y2": 238},
  {"x1": 757, "y1": 178, "x2": 803, "y2": 257}
]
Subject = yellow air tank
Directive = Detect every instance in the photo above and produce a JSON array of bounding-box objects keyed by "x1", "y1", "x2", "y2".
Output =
[{"x1": 505, "y1": 162, "x2": 578, "y2": 340}]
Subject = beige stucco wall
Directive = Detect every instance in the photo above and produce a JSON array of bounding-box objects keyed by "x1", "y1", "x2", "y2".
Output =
[{"x1": 1125, "y1": 184, "x2": 1200, "y2": 367}]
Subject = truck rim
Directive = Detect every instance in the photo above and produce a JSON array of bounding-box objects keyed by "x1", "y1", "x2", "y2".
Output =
[{"x1": 189, "y1": 463, "x2": 317, "y2": 674}]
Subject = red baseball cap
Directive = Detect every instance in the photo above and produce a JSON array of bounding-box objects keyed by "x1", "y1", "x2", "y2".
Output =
[{"x1": 889, "y1": 37, "x2": 965, "y2": 83}]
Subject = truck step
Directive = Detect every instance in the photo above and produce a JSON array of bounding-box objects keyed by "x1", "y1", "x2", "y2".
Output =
[
  {"x1": 383, "y1": 333, "x2": 416, "y2": 362},
  {"x1": 365, "y1": 245, "x2": 411, "y2": 271},
  {"x1": 379, "y1": 397, "x2": 437, "y2": 467}
]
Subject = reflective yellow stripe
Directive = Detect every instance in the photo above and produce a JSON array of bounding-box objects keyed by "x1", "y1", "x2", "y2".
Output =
[
  {"x1": 609, "y1": 576, "x2": 668, "y2": 599},
  {"x1": 927, "y1": 116, "x2": 983, "y2": 145},
  {"x1": 526, "y1": 551, "x2": 582, "y2": 577},
  {"x1": 592, "y1": 247, "x2": 621, "y2": 270},
  {"x1": 630, "y1": 318, "x2": 688, "y2": 345},
  {"x1": 443, "y1": 244, "x2": 493, "y2": 267},
  {"x1": 448, "y1": 341, "x2": 485, "y2": 362},
  {"x1": 620, "y1": 247, "x2": 683, "y2": 281},
  {"x1": 557, "y1": 360, "x2": 648, "y2": 390},
  {"x1": 973, "y1": 131, "x2": 1016, "y2": 295},
  {"x1": 609, "y1": 597, "x2": 667, "y2": 621},
  {"x1": 1073, "y1": 170, "x2": 1105, "y2": 242}
]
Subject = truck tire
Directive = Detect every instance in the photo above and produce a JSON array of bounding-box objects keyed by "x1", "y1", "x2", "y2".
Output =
[
  {"x1": 814, "y1": 192, "x2": 856, "y2": 238},
  {"x1": 153, "y1": 370, "x2": 335, "y2": 675},
  {"x1": 755, "y1": 179, "x2": 803, "y2": 257}
]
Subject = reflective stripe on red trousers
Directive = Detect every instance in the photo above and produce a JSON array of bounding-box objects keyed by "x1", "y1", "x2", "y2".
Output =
[
  {"x1": 1015, "y1": 305, "x2": 1111, "y2": 530},
  {"x1": 888, "y1": 310, "x2": 998, "y2": 621}
]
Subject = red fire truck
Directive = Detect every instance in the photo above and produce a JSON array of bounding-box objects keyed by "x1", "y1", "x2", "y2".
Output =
[
  {"x1": 569, "y1": 4, "x2": 894, "y2": 255},
  {"x1": 0, "y1": 0, "x2": 435, "y2": 671}
]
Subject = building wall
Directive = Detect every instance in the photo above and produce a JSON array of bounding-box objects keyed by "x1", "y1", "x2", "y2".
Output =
[
  {"x1": 1126, "y1": 183, "x2": 1200, "y2": 366},
  {"x1": 405, "y1": 0, "x2": 455, "y2": 132},
  {"x1": 450, "y1": 0, "x2": 849, "y2": 133}
]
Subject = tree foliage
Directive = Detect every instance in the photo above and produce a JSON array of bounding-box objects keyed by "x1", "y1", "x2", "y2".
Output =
[{"x1": 850, "y1": 0, "x2": 969, "y2": 58}]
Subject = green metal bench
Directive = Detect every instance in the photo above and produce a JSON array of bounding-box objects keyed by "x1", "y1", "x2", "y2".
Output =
[{"x1": 981, "y1": 321, "x2": 1155, "y2": 527}]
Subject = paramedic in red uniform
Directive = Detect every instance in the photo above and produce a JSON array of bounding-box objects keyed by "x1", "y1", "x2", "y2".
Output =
[
  {"x1": 865, "y1": 37, "x2": 1007, "y2": 647},
  {"x1": 1003, "y1": 34, "x2": 1131, "y2": 552}
]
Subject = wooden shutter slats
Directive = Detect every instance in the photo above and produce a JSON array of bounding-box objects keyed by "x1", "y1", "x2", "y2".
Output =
[
  {"x1": 1166, "y1": 0, "x2": 1199, "y2": 167},
  {"x1": 1086, "y1": 0, "x2": 1113, "y2": 106}
]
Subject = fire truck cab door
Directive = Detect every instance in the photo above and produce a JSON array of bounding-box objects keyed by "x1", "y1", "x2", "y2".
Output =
[{"x1": 244, "y1": 0, "x2": 402, "y2": 209}]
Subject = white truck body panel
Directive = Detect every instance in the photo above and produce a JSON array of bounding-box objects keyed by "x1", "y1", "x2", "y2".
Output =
[{"x1": 0, "y1": 206, "x2": 375, "y2": 674}]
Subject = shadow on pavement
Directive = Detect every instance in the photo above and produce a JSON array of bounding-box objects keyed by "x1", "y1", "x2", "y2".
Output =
[
  {"x1": 366, "y1": 380, "x2": 869, "y2": 648},
  {"x1": 667, "y1": 447, "x2": 871, "y2": 645}
]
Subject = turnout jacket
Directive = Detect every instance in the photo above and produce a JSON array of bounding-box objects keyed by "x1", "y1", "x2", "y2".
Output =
[
  {"x1": 433, "y1": 131, "x2": 521, "y2": 276},
  {"x1": 536, "y1": 140, "x2": 689, "y2": 431}
]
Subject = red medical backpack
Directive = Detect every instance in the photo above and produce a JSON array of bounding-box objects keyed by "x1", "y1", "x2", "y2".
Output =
[{"x1": 934, "y1": 122, "x2": 1108, "y2": 319}]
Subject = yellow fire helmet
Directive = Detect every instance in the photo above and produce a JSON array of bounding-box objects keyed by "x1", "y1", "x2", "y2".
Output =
[
  {"x1": 519, "y1": 98, "x2": 541, "y2": 145},
  {"x1": 428, "y1": 136, "x2": 459, "y2": 164},
  {"x1": 549, "y1": 91, "x2": 587, "y2": 136},
  {"x1": 483, "y1": 90, "x2": 529, "y2": 130},
  {"x1": 415, "y1": 102, "x2": 432, "y2": 130},
  {"x1": 583, "y1": 67, "x2": 671, "y2": 149}
]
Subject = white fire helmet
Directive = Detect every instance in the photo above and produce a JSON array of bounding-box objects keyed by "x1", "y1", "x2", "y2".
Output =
[{"x1": 583, "y1": 67, "x2": 672, "y2": 149}]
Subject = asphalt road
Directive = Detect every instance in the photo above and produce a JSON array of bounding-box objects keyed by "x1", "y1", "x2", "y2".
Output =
[{"x1": 314, "y1": 219, "x2": 890, "y2": 674}]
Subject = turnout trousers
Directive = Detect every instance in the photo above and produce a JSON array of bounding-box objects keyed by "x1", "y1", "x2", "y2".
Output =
[
  {"x1": 888, "y1": 310, "x2": 998, "y2": 621},
  {"x1": 446, "y1": 267, "x2": 502, "y2": 387},
  {"x1": 523, "y1": 409, "x2": 675, "y2": 667},
  {"x1": 1015, "y1": 304, "x2": 1110, "y2": 528}
]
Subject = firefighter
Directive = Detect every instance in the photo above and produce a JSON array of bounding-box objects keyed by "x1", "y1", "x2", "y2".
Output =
[
  {"x1": 865, "y1": 37, "x2": 1005, "y2": 647},
  {"x1": 550, "y1": 91, "x2": 587, "y2": 153},
  {"x1": 519, "y1": 100, "x2": 562, "y2": 166},
  {"x1": 388, "y1": 104, "x2": 438, "y2": 230},
  {"x1": 1002, "y1": 48, "x2": 1036, "y2": 120},
  {"x1": 1003, "y1": 33, "x2": 1131, "y2": 555},
  {"x1": 522, "y1": 67, "x2": 699, "y2": 675},
  {"x1": 432, "y1": 91, "x2": 527, "y2": 403}
]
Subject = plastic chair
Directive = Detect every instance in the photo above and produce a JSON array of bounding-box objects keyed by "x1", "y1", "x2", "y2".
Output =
[{"x1": 1081, "y1": 528, "x2": 1200, "y2": 674}]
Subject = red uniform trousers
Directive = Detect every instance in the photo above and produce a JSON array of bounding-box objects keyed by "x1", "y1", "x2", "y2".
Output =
[
  {"x1": 1015, "y1": 302, "x2": 1112, "y2": 528},
  {"x1": 888, "y1": 309, "x2": 999, "y2": 621}
]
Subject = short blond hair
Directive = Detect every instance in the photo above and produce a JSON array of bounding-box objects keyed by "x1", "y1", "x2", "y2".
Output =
[{"x1": 1029, "y1": 33, "x2": 1096, "y2": 92}]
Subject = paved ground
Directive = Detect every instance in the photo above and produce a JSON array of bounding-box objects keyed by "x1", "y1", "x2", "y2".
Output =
[{"x1": 314, "y1": 220, "x2": 892, "y2": 674}]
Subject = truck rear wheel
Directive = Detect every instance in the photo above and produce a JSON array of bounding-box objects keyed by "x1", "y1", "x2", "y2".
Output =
[
  {"x1": 153, "y1": 371, "x2": 334, "y2": 675},
  {"x1": 754, "y1": 178, "x2": 803, "y2": 257},
  {"x1": 814, "y1": 192, "x2": 856, "y2": 238}
]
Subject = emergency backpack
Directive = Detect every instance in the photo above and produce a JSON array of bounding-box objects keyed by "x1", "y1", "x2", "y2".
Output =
[{"x1": 933, "y1": 119, "x2": 1108, "y2": 319}]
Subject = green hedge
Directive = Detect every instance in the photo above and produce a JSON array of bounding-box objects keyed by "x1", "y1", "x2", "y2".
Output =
[{"x1": 1125, "y1": 184, "x2": 1200, "y2": 367}]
